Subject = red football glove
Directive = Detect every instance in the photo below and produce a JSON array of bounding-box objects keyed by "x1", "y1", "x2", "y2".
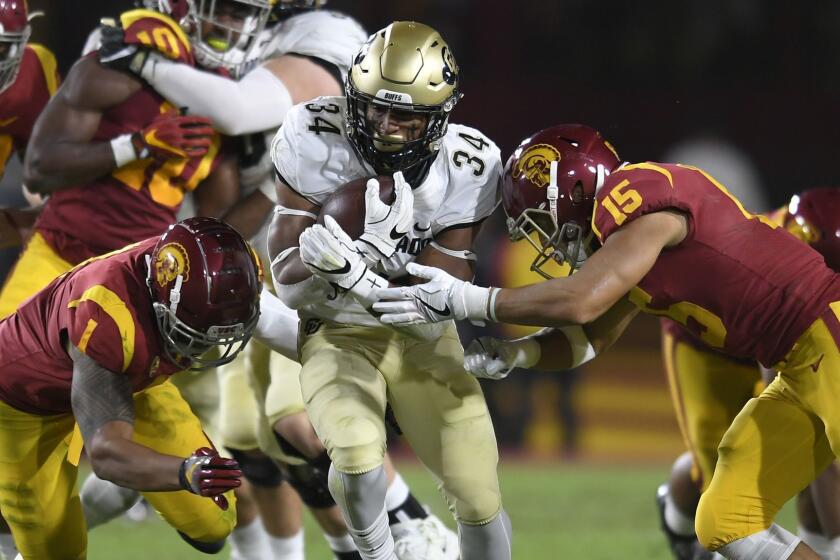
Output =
[
  {"x1": 179, "y1": 447, "x2": 242, "y2": 510},
  {"x1": 131, "y1": 113, "x2": 215, "y2": 161}
]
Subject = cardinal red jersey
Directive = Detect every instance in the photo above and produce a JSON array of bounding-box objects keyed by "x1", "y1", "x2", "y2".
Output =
[
  {"x1": 0, "y1": 44, "x2": 59, "y2": 176},
  {"x1": 0, "y1": 238, "x2": 182, "y2": 415},
  {"x1": 592, "y1": 162, "x2": 840, "y2": 367},
  {"x1": 34, "y1": 10, "x2": 222, "y2": 265}
]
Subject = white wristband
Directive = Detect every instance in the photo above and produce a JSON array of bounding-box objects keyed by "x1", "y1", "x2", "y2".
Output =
[
  {"x1": 110, "y1": 133, "x2": 138, "y2": 167},
  {"x1": 559, "y1": 324, "x2": 597, "y2": 367},
  {"x1": 462, "y1": 282, "x2": 492, "y2": 322}
]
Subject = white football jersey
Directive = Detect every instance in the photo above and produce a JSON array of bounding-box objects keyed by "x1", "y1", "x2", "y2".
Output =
[
  {"x1": 270, "y1": 96, "x2": 502, "y2": 326},
  {"x1": 261, "y1": 10, "x2": 368, "y2": 77}
]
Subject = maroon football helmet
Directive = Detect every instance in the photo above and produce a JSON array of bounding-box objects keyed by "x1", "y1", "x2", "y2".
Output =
[
  {"x1": 147, "y1": 217, "x2": 261, "y2": 369},
  {"x1": 0, "y1": 0, "x2": 30, "y2": 94},
  {"x1": 502, "y1": 124, "x2": 621, "y2": 277},
  {"x1": 785, "y1": 187, "x2": 840, "y2": 272}
]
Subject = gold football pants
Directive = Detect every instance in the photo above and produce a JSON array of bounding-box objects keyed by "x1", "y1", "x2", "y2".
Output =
[
  {"x1": 0, "y1": 380, "x2": 237, "y2": 559},
  {"x1": 299, "y1": 321, "x2": 502, "y2": 524},
  {"x1": 662, "y1": 331, "x2": 762, "y2": 490},
  {"x1": 696, "y1": 304, "x2": 840, "y2": 550},
  {"x1": 0, "y1": 231, "x2": 72, "y2": 319}
]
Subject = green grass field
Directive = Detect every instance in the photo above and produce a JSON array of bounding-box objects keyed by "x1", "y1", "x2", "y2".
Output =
[{"x1": 87, "y1": 461, "x2": 797, "y2": 559}]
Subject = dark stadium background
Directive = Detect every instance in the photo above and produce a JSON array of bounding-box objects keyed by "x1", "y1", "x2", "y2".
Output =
[{"x1": 4, "y1": 0, "x2": 838, "y2": 461}]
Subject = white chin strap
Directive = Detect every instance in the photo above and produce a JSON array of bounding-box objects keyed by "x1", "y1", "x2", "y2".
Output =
[
  {"x1": 595, "y1": 163, "x2": 609, "y2": 193},
  {"x1": 547, "y1": 160, "x2": 559, "y2": 223},
  {"x1": 169, "y1": 274, "x2": 183, "y2": 314}
]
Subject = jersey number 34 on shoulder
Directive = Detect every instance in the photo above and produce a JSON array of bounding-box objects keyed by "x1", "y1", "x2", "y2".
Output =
[
  {"x1": 452, "y1": 132, "x2": 489, "y2": 176},
  {"x1": 306, "y1": 103, "x2": 341, "y2": 135}
]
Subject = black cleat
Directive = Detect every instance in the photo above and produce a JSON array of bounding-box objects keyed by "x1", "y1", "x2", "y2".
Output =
[{"x1": 656, "y1": 484, "x2": 707, "y2": 560}]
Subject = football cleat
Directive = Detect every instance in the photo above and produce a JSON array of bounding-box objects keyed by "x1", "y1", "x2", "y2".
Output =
[
  {"x1": 656, "y1": 484, "x2": 713, "y2": 560},
  {"x1": 392, "y1": 513, "x2": 459, "y2": 560}
]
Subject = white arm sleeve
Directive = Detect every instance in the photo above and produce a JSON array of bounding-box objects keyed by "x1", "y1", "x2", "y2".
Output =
[
  {"x1": 140, "y1": 55, "x2": 293, "y2": 135},
  {"x1": 253, "y1": 289, "x2": 300, "y2": 362}
]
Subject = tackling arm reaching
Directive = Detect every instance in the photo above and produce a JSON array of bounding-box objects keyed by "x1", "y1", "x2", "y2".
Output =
[{"x1": 70, "y1": 344, "x2": 241, "y2": 499}]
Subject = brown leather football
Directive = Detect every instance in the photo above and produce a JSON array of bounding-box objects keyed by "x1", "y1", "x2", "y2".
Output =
[{"x1": 316, "y1": 175, "x2": 395, "y2": 239}]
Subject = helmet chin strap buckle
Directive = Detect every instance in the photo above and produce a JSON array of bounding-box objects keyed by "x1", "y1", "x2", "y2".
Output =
[
  {"x1": 547, "y1": 160, "x2": 559, "y2": 224},
  {"x1": 169, "y1": 274, "x2": 184, "y2": 314}
]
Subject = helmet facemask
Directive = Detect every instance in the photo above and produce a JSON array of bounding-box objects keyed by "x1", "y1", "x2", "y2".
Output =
[
  {"x1": 189, "y1": 0, "x2": 271, "y2": 77},
  {"x1": 507, "y1": 161, "x2": 594, "y2": 278},
  {"x1": 345, "y1": 78, "x2": 456, "y2": 176},
  {"x1": 507, "y1": 206, "x2": 591, "y2": 279},
  {"x1": 0, "y1": 22, "x2": 29, "y2": 94}
]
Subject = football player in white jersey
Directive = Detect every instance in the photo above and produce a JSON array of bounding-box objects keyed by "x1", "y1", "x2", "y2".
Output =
[
  {"x1": 268, "y1": 21, "x2": 512, "y2": 560},
  {"x1": 94, "y1": 3, "x2": 459, "y2": 559}
]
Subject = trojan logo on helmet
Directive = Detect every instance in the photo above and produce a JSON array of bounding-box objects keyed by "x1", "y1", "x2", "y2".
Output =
[
  {"x1": 154, "y1": 242, "x2": 190, "y2": 286},
  {"x1": 512, "y1": 143, "x2": 562, "y2": 189}
]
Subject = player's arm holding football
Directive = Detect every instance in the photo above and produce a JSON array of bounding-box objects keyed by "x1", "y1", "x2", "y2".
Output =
[
  {"x1": 70, "y1": 345, "x2": 241, "y2": 496},
  {"x1": 23, "y1": 57, "x2": 213, "y2": 193}
]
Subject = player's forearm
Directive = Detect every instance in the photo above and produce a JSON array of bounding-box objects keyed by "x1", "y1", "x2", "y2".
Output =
[
  {"x1": 494, "y1": 277, "x2": 596, "y2": 327},
  {"x1": 87, "y1": 428, "x2": 184, "y2": 492},
  {"x1": 141, "y1": 59, "x2": 292, "y2": 135},
  {"x1": 23, "y1": 140, "x2": 118, "y2": 193},
  {"x1": 222, "y1": 190, "x2": 275, "y2": 240}
]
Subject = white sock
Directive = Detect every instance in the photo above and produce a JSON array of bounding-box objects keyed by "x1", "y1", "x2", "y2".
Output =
[
  {"x1": 229, "y1": 518, "x2": 272, "y2": 560},
  {"x1": 324, "y1": 531, "x2": 358, "y2": 554},
  {"x1": 384, "y1": 473, "x2": 410, "y2": 512},
  {"x1": 798, "y1": 526, "x2": 831, "y2": 558},
  {"x1": 664, "y1": 490, "x2": 696, "y2": 537},
  {"x1": 346, "y1": 507, "x2": 395, "y2": 560},
  {"x1": 80, "y1": 474, "x2": 141, "y2": 529},
  {"x1": 267, "y1": 529, "x2": 304, "y2": 560},
  {"x1": 0, "y1": 533, "x2": 18, "y2": 560}
]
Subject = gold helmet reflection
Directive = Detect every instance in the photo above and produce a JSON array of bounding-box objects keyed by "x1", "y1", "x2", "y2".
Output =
[{"x1": 345, "y1": 21, "x2": 461, "y2": 176}]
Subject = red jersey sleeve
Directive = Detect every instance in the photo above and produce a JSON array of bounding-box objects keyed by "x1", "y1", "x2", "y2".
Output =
[
  {"x1": 66, "y1": 285, "x2": 138, "y2": 374},
  {"x1": 591, "y1": 163, "x2": 692, "y2": 244}
]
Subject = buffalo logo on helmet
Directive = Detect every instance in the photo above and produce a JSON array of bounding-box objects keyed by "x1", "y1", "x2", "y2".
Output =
[
  {"x1": 154, "y1": 242, "x2": 190, "y2": 286},
  {"x1": 512, "y1": 143, "x2": 562, "y2": 189},
  {"x1": 441, "y1": 46, "x2": 457, "y2": 86}
]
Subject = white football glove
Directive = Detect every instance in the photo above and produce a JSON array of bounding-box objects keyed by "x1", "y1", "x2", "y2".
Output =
[
  {"x1": 464, "y1": 336, "x2": 541, "y2": 380},
  {"x1": 299, "y1": 216, "x2": 387, "y2": 306},
  {"x1": 373, "y1": 262, "x2": 492, "y2": 325},
  {"x1": 356, "y1": 172, "x2": 414, "y2": 263}
]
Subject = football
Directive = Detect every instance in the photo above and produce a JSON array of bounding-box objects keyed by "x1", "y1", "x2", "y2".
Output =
[{"x1": 316, "y1": 175, "x2": 396, "y2": 239}]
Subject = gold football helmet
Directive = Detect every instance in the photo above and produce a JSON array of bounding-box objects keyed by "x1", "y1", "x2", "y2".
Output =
[{"x1": 345, "y1": 21, "x2": 461, "y2": 177}]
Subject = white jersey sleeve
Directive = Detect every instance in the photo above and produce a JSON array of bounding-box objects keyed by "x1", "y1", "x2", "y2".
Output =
[
  {"x1": 264, "y1": 11, "x2": 368, "y2": 76},
  {"x1": 269, "y1": 96, "x2": 371, "y2": 205},
  {"x1": 432, "y1": 124, "x2": 502, "y2": 234}
]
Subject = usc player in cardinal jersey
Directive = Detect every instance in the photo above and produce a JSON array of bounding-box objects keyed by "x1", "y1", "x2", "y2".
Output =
[
  {"x1": 375, "y1": 124, "x2": 840, "y2": 560},
  {"x1": 0, "y1": 0, "x2": 59, "y2": 251},
  {"x1": 0, "y1": 218, "x2": 260, "y2": 559},
  {"x1": 655, "y1": 188, "x2": 840, "y2": 560},
  {"x1": 0, "y1": 7, "x2": 238, "y2": 320}
]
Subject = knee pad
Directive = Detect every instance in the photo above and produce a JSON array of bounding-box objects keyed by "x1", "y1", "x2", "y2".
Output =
[
  {"x1": 227, "y1": 448, "x2": 284, "y2": 488},
  {"x1": 284, "y1": 453, "x2": 336, "y2": 509}
]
